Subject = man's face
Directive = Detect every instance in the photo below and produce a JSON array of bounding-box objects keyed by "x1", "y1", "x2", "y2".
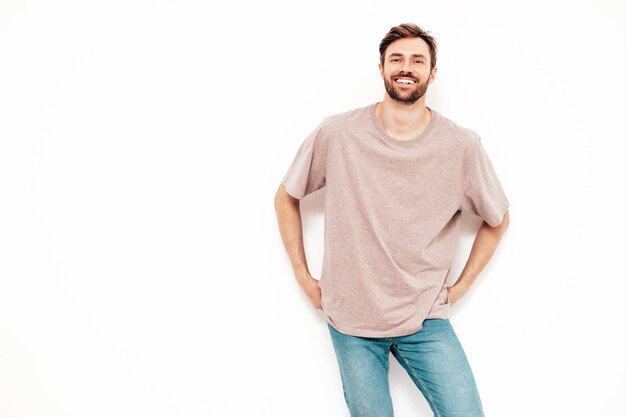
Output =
[{"x1": 379, "y1": 37, "x2": 436, "y2": 104}]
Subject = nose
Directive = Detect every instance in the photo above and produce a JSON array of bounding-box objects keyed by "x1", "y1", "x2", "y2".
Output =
[{"x1": 400, "y1": 62, "x2": 413, "y2": 75}]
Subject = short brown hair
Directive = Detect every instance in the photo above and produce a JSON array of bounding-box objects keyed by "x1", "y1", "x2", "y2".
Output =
[{"x1": 379, "y1": 23, "x2": 438, "y2": 71}]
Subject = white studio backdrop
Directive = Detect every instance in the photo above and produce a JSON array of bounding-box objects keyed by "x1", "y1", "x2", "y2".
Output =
[{"x1": 1, "y1": 1, "x2": 625, "y2": 416}]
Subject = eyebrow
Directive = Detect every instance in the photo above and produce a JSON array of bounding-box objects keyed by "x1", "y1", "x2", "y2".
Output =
[{"x1": 388, "y1": 53, "x2": 427, "y2": 59}]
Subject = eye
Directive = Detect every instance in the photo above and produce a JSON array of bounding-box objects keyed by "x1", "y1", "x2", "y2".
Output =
[
  {"x1": 391, "y1": 59, "x2": 400, "y2": 62},
  {"x1": 415, "y1": 60, "x2": 423, "y2": 63}
]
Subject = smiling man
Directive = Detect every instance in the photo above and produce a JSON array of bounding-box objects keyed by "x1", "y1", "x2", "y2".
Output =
[{"x1": 274, "y1": 23, "x2": 510, "y2": 417}]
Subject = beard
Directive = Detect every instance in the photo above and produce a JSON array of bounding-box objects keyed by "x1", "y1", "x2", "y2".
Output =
[{"x1": 383, "y1": 74, "x2": 429, "y2": 104}]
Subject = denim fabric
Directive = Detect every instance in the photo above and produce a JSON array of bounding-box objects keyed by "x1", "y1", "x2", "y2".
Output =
[{"x1": 327, "y1": 318, "x2": 485, "y2": 417}]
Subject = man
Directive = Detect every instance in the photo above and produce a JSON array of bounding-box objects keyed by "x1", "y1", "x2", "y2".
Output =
[{"x1": 274, "y1": 23, "x2": 510, "y2": 417}]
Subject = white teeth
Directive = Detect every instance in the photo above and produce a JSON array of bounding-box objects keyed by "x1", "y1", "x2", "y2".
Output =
[{"x1": 396, "y1": 78, "x2": 415, "y2": 84}]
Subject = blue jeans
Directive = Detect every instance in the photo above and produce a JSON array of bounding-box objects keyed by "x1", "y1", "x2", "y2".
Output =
[{"x1": 327, "y1": 318, "x2": 485, "y2": 417}]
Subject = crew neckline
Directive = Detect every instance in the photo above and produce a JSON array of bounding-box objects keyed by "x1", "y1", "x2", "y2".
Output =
[{"x1": 368, "y1": 102, "x2": 437, "y2": 147}]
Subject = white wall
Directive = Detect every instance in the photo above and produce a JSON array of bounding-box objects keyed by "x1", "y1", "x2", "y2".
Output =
[{"x1": 1, "y1": 1, "x2": 625, "y2": 416}]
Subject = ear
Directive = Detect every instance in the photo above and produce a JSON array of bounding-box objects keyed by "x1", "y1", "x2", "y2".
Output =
[
  {"x1": 428, "y1": 66, "x2": 437, "y2": 83},
  {"x1": 378, "y1": 62, "x2": 384, "y2": 78}
]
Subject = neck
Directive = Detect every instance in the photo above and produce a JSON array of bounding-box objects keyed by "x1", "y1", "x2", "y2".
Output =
[{"x1": 375, "y1": 96, "x2": 431, "y2": 140}]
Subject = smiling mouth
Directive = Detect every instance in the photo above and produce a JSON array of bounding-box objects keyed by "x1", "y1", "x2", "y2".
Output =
[{"x1": 394, "y1": 77, "x2": 416, "y2": 86}]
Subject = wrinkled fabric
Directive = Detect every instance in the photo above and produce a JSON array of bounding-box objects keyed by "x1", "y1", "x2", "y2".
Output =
[
  {"x1": 327, "y1": 319, "x2": 486, "y2": 417},
  {"x1": 281, "y1": 102, "x2": 509, "y2": 337}
]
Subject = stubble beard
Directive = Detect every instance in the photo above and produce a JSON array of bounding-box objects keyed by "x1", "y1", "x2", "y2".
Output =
[{"x1": 383, "y1": 73, "x2": 430, "y2": 104}]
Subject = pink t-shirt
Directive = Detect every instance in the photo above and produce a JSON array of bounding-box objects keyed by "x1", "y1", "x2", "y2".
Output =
[{"x1": 281, "y1": 102, "x2": 510, "y2": 337}]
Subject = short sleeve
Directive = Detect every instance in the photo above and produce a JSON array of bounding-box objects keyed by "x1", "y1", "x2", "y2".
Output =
[
  {"x1": 280, "y1": 119, "x2": 329, "y2": 200},
  {"x1": 460, "y1": 136, "x2": 510, "y2": 227}
]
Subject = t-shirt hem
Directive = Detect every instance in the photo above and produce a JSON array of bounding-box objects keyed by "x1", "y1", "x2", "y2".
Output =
[
  {"x1": 326, "y1": 318, "x2": 439, "y2": 338},
  {"x1": 488, "y1": 199, "x2": 511, "y2": 227},
  {"x1": 280, "y1": 178, "x2": 303, "y2": 200}
]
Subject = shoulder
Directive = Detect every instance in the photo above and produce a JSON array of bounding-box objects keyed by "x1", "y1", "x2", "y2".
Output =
[
  {"x1": 432, "y1": 109, "x2": 481, "y2": 150},
  {"x1": 319, "y1": 103, "x2": 372, "y2": 132}
]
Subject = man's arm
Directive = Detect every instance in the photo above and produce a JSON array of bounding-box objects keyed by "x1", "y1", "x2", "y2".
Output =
[
  {"x1": 448, "y1": 210, "x2": 510, "y2": 304},
  {"x1": 274, "y1": 184, "x2": 323, "y2": 310}
]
